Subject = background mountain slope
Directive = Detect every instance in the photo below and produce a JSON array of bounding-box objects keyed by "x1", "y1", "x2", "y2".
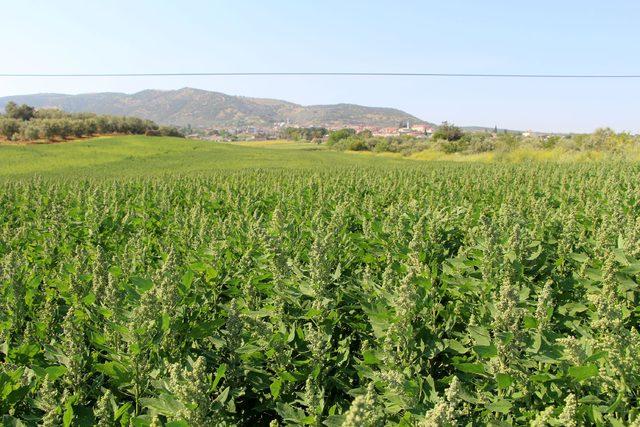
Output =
[{"x1": 0, "y1": 88, "x2": 428, "y2": 128}]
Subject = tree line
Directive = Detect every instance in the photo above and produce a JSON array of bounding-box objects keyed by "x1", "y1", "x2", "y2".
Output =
[
  {"x1": 0, "y1": 102, "x2": 182, "y2": 142},
  {"x1": 319, "y1": 122, "x2": 640, "y2": 156},
  {"x1": 278, "y1": 126, "x2": 328, "y2": 142}
]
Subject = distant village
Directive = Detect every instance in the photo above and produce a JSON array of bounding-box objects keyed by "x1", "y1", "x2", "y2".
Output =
[
  {"x1": 185, "y1": 121, "x2": 436, "y2": 142},
  {"x1": 342, "y1": 122, "x2": 435, "y2": 138}
]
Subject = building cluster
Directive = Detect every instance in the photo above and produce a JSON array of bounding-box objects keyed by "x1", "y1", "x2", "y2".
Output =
[{"x1": 328, "y1": 123, "x2": 434, "y2": 137}]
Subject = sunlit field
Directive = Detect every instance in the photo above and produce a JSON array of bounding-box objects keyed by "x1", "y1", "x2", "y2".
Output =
[{"x1": 1, "y1": 136, "x2": 639, "y2": 425}]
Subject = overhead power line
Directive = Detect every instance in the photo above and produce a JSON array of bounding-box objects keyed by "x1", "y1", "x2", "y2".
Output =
[{"x1": 1, "y1": 72, "x2": 640, "y2": 78}]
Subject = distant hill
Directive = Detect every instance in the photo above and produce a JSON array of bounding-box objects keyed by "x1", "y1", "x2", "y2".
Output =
[{"x1": 0, "y1": 88, "x2": 429, "y2": 129}]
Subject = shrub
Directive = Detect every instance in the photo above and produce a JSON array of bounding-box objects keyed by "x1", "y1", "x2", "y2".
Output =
[
  {"x1": 539, "y1": 135, "x2": 561, "y2": 150},
  {"x1": 327, "y1": 128, "x2": 356, "y2": 146},
  {"x1": 22, "y1": 123, "x2": 41, "y2": 141},
  {"x1": 437, "y1": 138, "x2": 469, "y2": 153},
  {"x1": 466, "y1": 133, "x2": 495, "y2": 153},
  {"x1": 0, "y1": 118, "x2": 21, "y2": 139},
  {"x1": 71, "y1": 121, "x2": 86, "y2": 138},
  {"x1": 494, "y1": 133, "x2": 519, "y2": 152},
  {"x1": 41, "y1": 120, "x2": 62, "y2": 141},
  {"x1": 281, "y1": 127, "x2": 328, "y2": 141},
  {"x1": 432, "y1": 121, "x2": 464, "y2": 141},
  {"x1": 372, "y1": 139, "x2": 390, "y2": 152},
  {"x1": 159, "y1": 126, "x2": 184, "y2": 137},
  {"x1": 347, "y1": 137, "x2": 366, "y2": 151},
  {"x1": 4, "y1": 101, "x2": 35, "y2": 121}
]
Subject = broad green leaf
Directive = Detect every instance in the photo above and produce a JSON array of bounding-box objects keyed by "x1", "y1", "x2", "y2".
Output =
[
  {"x1": 486, "y1": 399, "x2": 513, "y2": 414},
  {"x1": 140, "y1": 395, "x2": 186, "y2": 416},
  {"x1": 82, "y1": 292, "x2": 96, "y2": 306},
  {"x1": 362, "y1": 350, "x2": 381, "y2": 365},
  {"x1": 215, "y1": 387, "x2": 230, "y2": 404},
  {"x1": 212, "y1": 364, "x2": 227, "y2": 390},
  {"x1": 585, "y1": 351, "x2": 608, "y2": 363},
  {"x1": 270, "y1": 378, "x2": 282, "y2": 400},
  {"x1": 468, "y1": 326, "x2": 491, "y2": 346},
  {"x1": 446, "y1": 339, "x2": 469, "y2": 354},
  {"x1": 62, "y1": 402, "x2": 74, "y2": 427},
  {"x1": 181, "y1": 270, "x2": 195, "y2": 289},
  {"x1": 130, "y1": 276, "x2": 153, "y2": 292},
  {"x1": 496, "y1": 373, "x2": 513, "y2": 390},
  {"x1": 455, "y1": 363, "x2": 485, "y2": 375},
  {"x1": 568, "y1": 364, "x2": 598, "y2": 381},
  {"x1": 570, "y1": 252, "x2": 589, "y2": 263},
  {"x1": 323, "y1": 414, "x2": 347, "y2": 427},
  {"x1": 473, "y1": 344, "x2": 497, "y2": 359}
]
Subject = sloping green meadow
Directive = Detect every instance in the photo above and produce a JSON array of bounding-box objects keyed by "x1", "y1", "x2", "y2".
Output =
[
  {"x1": 0, "y1": 137, "x2": 639, "y2": 425},
  {"x1": 0, "y1": 136, "x2": 408, "y2": 178}
]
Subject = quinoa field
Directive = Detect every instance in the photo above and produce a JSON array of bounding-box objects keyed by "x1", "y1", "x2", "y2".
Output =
[{"x1": 1, "y1": 137, "x2": 639, "y2": 426}]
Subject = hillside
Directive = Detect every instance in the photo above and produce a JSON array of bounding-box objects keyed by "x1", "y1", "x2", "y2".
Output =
[{"x1": 0, "y1": 88, "x2": 428, "y2": 128}]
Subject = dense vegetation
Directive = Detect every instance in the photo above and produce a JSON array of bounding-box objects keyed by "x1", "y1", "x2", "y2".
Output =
[
  {"x1": 323, "y1": 124, "x2": 640, "y2": 158},
  {"x1": 326, "y1": 131, "x2": 428, "y2": 155},
  {"x1": 0, "y1": 102, "x2": 181, "y2": 142},
  {"x1": 279, "y1": 127, "x2": 328, "y2": 143},
  {"x1": 1, "y1": 153, "x2": 638, "y2": 425}
]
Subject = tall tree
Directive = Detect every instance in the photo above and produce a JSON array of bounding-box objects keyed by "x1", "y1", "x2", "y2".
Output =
[
  {"x1": 432, "y1": 122, "x2": 464, "y2": 141},
  {"x1": 5, "y1": 102, "x2": 35, "y2": 121}
]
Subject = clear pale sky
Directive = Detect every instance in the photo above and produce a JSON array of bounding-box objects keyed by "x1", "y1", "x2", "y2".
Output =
[{"x1": 1, "y1": 0, "x2": 639, "y2": 133}]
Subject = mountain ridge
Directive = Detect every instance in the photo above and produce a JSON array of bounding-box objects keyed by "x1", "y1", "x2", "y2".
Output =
[{"x1": 0, "y1": 88, "x2": 429, "y2": 129}]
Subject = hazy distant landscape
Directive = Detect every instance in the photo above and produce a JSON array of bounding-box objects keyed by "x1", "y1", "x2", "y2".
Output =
[{"x1": 0, "y1": 87, "x2": 428, "y2": 129}]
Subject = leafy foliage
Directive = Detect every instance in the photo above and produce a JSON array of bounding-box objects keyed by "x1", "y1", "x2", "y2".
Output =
[
  {"x1": 431, "y1": 122, "x2": 464, "y2": 142},
  {"x1": 0, "y1": 104, "x2": 182, "y2": 142},
  {"x1": 280, "y1": 127, "x2": 328, "y2": 142},
  {"x1": 0, "y1": 161, "x2": 639, "y2": 425},
  {"x1": 326, "y1": 128, "x2": 357, "y2": 146}
]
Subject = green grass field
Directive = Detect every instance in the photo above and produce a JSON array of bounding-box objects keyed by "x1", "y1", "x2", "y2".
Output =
[{"x1": 0, "y1": 136, "x2": 410, "y2": 178}]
